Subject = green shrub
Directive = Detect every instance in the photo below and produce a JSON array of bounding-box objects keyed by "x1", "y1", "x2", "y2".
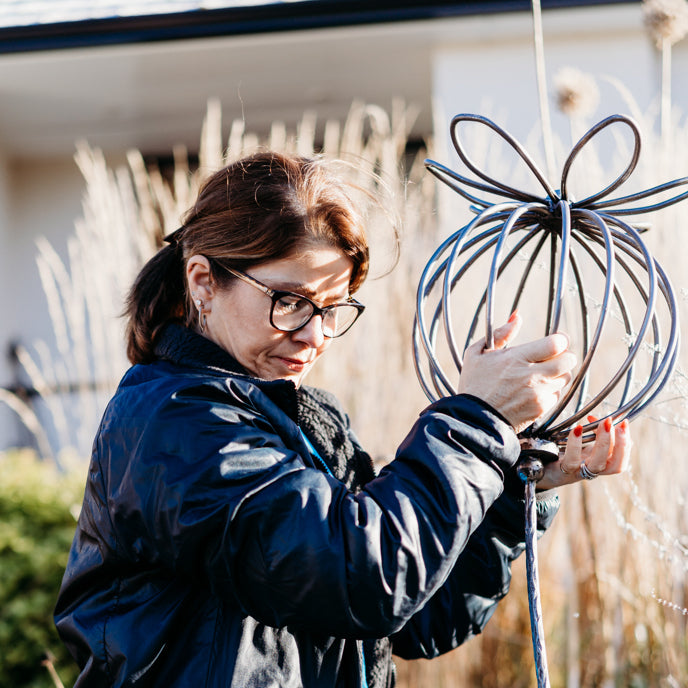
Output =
[{"x1": 0, "y1": 450, "x2": 84, "y2": 688}]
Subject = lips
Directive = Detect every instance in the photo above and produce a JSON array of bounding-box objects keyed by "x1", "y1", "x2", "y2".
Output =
[{"x1": 278, "y1": 356, "x2": 314, "y2": 369}]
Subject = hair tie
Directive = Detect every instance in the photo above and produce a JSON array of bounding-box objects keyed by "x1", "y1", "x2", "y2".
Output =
[{"x1": 163, "y1": 226, "x2": 185, "y2": 247}]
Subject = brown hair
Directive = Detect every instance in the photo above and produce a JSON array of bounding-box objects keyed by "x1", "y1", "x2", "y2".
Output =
[{"x1": 125, "y1": 151, "x2": 370, "y2": 364}]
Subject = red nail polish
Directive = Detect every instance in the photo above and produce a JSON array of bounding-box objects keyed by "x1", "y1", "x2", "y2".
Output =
[
  {"x1": 604, "y1": 417, "x2": 612, "y2": 432},
  {"x1": 573, "y1": 424, "x2": 583, "y2": 437},
  {"x1": 587, "y1": 414, "x2": 598, "y2": 423},
  {"x1": 620, "y1": 420, "x2": 628, "y2": 432},
  {"x1": 508, "y1": 309, "x2": 519, "y2": 323}
]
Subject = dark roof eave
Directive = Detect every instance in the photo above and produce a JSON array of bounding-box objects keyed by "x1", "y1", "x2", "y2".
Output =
[{"x1": 0, "y1": 0, "x2": 635, "y2": 55}]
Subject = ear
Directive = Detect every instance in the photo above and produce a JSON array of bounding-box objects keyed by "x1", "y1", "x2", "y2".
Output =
[{"x1": 186, "y1": 254, "x2": 214, "y2": 305}]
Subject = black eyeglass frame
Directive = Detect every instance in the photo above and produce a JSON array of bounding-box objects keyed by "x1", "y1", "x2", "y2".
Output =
[{"x1": 214, "y1": 263, "x2": 365, "y2": 338}]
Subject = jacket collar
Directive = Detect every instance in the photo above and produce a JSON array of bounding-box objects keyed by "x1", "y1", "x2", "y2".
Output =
[
  {"x1": 154, "y1": 322, "x2": 299, "y2": 420},
  {"x1": 155, "y1": 322, "x2": 248, "y2": 376}
]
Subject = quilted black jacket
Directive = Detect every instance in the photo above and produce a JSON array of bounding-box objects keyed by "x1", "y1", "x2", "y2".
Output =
[{"x1": 54, "y1": 324, "x2": 559, "y2": 687}]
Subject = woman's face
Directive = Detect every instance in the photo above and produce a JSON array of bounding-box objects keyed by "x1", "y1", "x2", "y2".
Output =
[{"x1": 189, "y1": 245, "x2": 354, "y2": 386}]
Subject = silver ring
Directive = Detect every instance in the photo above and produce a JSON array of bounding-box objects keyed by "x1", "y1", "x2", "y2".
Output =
[
  {"x1": 579, "y1": 462, "x2": 599, "y2": 480},
  {"x1": 559, "y1": 462, "x2": 575, "y2": 475}
]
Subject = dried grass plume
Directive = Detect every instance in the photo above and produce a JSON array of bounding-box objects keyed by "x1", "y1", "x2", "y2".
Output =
[
  {"x1": 554, "y1": 67, "x2": 600, "y2": 118},
  {"x1": 642, "y1": 0, "x2": 688, "y2": 47}
]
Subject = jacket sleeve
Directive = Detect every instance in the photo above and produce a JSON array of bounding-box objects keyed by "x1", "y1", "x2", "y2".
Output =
[
  {"x1": 194, "y1": 388, "x2": 522, "y2": 639},
  {"x1": 390, "y1": 481, "x2": 559, "y2": 658},
  {"x1": 102, "y1": 380, "x2": 523, "y2": 640}
]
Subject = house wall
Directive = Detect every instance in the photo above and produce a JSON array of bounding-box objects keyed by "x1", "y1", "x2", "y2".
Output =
[
  {"x1": 433, "y1": 6, "x2": 669, "y2": 139},
  {"x1": 0, "y1": 149, "x2": 25, "y2": 447},
  {"x1": 0, "y1": 150, "x2": 9, "y2": 383},
  {"x1": 0, "y1": 157, "x2": 84, "y2": 452}
]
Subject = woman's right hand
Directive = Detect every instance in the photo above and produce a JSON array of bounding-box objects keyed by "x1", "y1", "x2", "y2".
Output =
[{"x1": 457, "y1": 312, "x2": 577, "y2": 434}]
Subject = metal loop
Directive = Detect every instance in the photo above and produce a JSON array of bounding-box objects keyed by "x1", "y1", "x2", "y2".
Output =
[
  {"x1": 561, "y1": 114, "x2": 641, "y2": 205},
  {"x1": 449, "y1": 113, "x2": 558, "y2": 203}
]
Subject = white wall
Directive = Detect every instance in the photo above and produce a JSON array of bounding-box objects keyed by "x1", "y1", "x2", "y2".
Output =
[
  {"x1": 0, "y1": 149, "x2": 10, "y2": 386},
  {"x1": 5, "y1": 158, "x2": 84, "y2": 346},
  {"x1": 0, "y1": 148, "x2": 27, "y2": 447},
  {"x1": 0, "y1": 155, "x2": 84, "y2": 452}
]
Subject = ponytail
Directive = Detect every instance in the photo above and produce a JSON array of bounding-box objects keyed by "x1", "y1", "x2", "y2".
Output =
[{"x1": 125, "y1": 242, "x2": 187, "y2": 364}]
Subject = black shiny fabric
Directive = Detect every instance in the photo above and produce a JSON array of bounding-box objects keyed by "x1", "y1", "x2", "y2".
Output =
[{"x1": 55, "y1": 324, "x2": 559, "y2": 687}]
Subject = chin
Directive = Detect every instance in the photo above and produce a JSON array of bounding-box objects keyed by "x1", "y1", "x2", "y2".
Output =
[{"x1": 261, "y1": 369, "x2": 307, "y2": 386}]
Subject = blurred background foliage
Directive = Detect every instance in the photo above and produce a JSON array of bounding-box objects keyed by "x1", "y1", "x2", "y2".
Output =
[{"x1": 0, "y1": 451, "x2": 82, "y2": 687}]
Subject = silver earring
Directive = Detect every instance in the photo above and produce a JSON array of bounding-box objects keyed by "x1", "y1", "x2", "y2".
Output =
[{"x1": 194, "y1": 296, "x2": 206, "y2": 333}]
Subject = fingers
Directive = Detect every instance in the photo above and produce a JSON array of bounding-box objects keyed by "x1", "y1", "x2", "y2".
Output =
[
  {"x1": 486, "y1": 315, "x2": 570, "y2": 362},
  {"x1": 467, "y1": 311, "x2": 521, "y2": 355},
  {"x1": 519, "y1": 332, "x2": 571, "y2": 364},
  {"x1": 504, "y1": 329, "x2": 576, "y2": 381},
  {"x1": 469, "y1": 314, "x2": 571, "y2": 371},
  {"x1": 597, "y1": 418, "x2": 631, "y2": 475},
  {"x1": 524, "y1": 375, "x2": 572, "y2": 425},
  {"x1": 491, "y1": 310, "x2": 522, "y2": 350},
  {"x1": 583, "y1": 416, "x2": 614, "y2": 475},
  {"x1": 558, "y1": 423, "x2": 583, "y2": 479},
  {"x1": 531, "y1": 351, "x2": 578, "y2": 383},
  {"x1": 546, "y1": 416, "x2": 632, "y2": 489}
]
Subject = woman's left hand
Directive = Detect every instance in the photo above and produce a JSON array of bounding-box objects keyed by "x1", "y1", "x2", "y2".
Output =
[{"x1": 536, "y1": 416, "x2": 632, "y2": 490}]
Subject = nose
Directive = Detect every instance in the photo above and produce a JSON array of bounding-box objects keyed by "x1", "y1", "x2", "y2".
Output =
[{"x1": 292, "y1": 314, "x2": 326, "y2": 348}]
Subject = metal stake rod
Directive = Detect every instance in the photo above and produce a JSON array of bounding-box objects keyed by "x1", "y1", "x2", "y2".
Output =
[
  {"x1": 524, "y1": 477, "x2": 549, "y2": 688},
  {"x1": 518, "y1": 451, "x2": 551, "y2": 688}
]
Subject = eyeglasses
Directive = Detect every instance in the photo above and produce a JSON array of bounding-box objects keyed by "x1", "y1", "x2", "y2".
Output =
[{"x1": 215, "y1": 264, "x2": 365, "y2": 338}]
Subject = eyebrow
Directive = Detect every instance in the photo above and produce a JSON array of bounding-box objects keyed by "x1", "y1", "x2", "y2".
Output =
[
  {"x1": 269, "y1": 280, "x2": 350, "y2": 304},
  {"x1": 275, "y1": 281, "x2": 317, "y2": 297}
]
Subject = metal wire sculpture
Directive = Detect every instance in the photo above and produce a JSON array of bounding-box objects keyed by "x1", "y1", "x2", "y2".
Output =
[{"x1": 414, "y1": 113, "x2": 687, "y2": 687}]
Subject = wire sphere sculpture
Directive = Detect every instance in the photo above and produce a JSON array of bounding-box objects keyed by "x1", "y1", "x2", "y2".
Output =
[{"x1": 414, "y1": 114, "x2": 686, "y2": 447}]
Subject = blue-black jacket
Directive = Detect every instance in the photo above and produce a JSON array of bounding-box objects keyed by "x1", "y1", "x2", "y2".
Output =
[{"x1": 54, "y1": 324, "x2": 559, "y2": 687}]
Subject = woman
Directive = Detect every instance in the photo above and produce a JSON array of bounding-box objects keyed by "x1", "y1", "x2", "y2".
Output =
[{"x1": 55, "y1": 151, "x2": 630, "y2": 687}]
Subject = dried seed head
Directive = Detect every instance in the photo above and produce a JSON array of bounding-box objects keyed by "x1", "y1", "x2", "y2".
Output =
[
  {"x1": 642, "y1": 0, "x2": 688, "y2": 48},
  {"x1": 554, "y1": 67, "x2": 600, "y2": 118}
]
